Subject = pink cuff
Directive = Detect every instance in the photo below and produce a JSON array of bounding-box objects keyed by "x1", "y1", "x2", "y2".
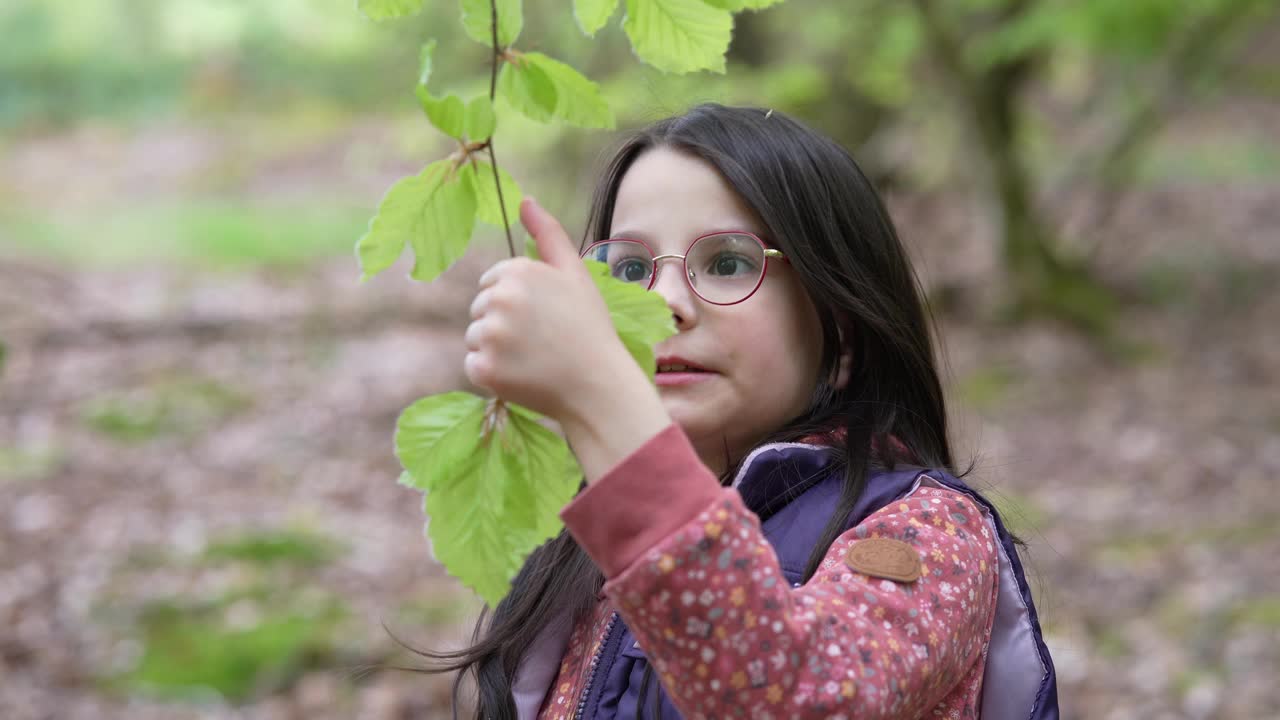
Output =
[{"x1": 560, "y1": 423, "x2": 724, "y2": 578}]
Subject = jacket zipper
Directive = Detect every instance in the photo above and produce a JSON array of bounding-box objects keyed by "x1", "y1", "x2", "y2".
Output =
[{"x1": 573, "y1": 611, "x2": 620, "y2": 720}]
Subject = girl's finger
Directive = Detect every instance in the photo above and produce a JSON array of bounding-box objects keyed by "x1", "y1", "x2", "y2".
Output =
[
  {"x1": 520, "y1": 197, "x2": 585, "y2": 274},
  {"x1": 468, "y1": 289, "x2": 491, "y2": 320},
  {"x1": 463, "y1": 351, "x2": 491, "y2": 389},
  {"x1": 463, "y1": 319, "x2": 486, "y2": 352},
  {"x1": 477, "y1": 257, "x2": 517, "y2": 290}
]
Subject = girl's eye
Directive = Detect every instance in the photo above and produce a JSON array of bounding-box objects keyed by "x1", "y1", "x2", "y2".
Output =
[
  {"x1": 707, "y1": 253, "x2": 756, "y2": 277},
  {"x1": 612, "y1": 259, "x2": 651, "y2": 283}
]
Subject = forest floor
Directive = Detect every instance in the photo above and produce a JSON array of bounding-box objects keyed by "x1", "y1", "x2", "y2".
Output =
[{"x1": 1, "y1": 101, "x2": 1278, "y2": 719}]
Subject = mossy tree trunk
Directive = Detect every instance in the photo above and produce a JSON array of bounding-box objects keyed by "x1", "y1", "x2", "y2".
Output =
[
  {"x1": 912, "y1": 0, "x2": 1117, "y2": 336},
  {"x1": 911, "y1": 0, "x2": 1272, "y2": 339}
]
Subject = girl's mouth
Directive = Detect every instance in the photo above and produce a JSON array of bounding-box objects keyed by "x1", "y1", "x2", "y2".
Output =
[
  {"x1": 655, "y1": 371, "x2": 715, "y2": 387},
  {"x1": 656, "y1": 357, "x2": 716, "y2": 386}
]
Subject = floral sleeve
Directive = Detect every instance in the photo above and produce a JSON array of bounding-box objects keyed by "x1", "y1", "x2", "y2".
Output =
[{"x1": 561, "y1": 424, "x2": 1000, "y2": 719}]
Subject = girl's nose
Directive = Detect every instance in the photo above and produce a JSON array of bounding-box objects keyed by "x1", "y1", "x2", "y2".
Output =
[{"x1": 650, "y1": 260, "x2": 698, "y2": 330}]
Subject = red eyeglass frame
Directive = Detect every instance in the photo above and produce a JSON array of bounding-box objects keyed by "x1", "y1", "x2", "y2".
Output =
[{"x1": 579, "y1": 230, "x2": 788, "y2": 306}]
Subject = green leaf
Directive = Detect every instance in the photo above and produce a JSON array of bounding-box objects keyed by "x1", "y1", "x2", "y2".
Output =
[
  {"x1": 410, "y1": 162, "x2": 478, "y2": 283},
  {"x1": 622, "y1": 0, "x2": 733, "y2": 74},
  {"x1": 418, "y1": 39, "x2": 437, "y2": 86},
  {"x1": 574, "y1": 0, "x2": 617, "y2": 35},
  {"x1": 702, "y1": 0, "x2": 783, "y2": 9},
  {"x1": 356, "y1": 165, "x2": 448, "y2": 281},
  {"x1": 416, "y1": 88, "x2": 467, "y2": 139},
  {"x1": 465, "y1": 96, "x2": 496, "y2": 140},
  {"x1": 356, "y1": 160, "x2": 478, "y2": 283},
  {"x1": 467, "y1": 161, "x2": 523, "y2": 228},
  {"x1": 584, "y1": 259, "x2": 678, "y2": 378},
  {"x1": 494, "y1": 402, "x2": 581, "y2": 538},
  {"x1": 497, "y1": 59, "x2": 558, "y2": 122},
  {"x1": 396, "y1": 393, "x2": 487, "y2": 493},
  {"x1": 415, "y1": 41, "x2": 473, "y2": 140},
  {"x1": 523, "y1": 53, "x2": 615, "y2": 129},
  {"x1": 460, "y1": 0, "x2": 523, "y2": 48},
  {"x1": 395, "y1": 393, "x2": 580, "y2": 605},
  {"x1": 358, "y1": 0, "x2": 427, "y2": 21}
]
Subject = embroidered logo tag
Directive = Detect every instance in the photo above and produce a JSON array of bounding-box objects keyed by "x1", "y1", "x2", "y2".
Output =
[{"x1": 844, "y1": 538, "x2": 922, "y2": 583}]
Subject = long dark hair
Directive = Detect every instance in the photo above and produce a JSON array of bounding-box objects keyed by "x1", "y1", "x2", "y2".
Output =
[{"x1": 406, "y1": 103, "x2": 957, "y2": 718}]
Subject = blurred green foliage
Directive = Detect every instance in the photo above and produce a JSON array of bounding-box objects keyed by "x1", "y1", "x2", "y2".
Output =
[
  {"x1": 0, "y1": 445, "x2": 62, "y2": 482},
  {"x1": 102, "y1": 526, "x2": 351, "y2": 702},
  {"x1": 80, "y1": 374, "x2": 250, "y2": 442},
  {"x1": 202, "y1": 528, "x2": 346, "y2": 569},
  {"x1": 1231, "y1": 598, "x2": 1280, "y2": 629},
  {"x1": 955, "y1": 366, "x2": 1021, "y2": 413},
  {"x1": 2, "y1": 201, "x2": 373, "y2": 269},
  {"x1": 113, "y1": 592, "x2": 347, "y2": 703},
  {"x1": 0, "y1": 0, "x2": 460, "y2": 128}
]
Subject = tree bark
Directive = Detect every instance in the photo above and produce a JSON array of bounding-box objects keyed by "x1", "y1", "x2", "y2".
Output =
[{"x1": 912, "y1": 0, "x2": 1115, "y2": 332}]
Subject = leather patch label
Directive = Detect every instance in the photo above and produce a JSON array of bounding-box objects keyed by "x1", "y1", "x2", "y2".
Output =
[{"x1": 844, "y1": 538, "x2": 922, "y2": 583}]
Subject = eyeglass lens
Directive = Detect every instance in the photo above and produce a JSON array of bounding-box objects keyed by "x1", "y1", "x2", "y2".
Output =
[{"x1": 587, "y1": 233, "x2": 766, "y2": 304}]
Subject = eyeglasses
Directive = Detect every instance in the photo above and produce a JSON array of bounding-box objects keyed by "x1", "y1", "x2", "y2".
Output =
[{"x1": 581, "y1": 231, "x2": 786, "y2": 306}]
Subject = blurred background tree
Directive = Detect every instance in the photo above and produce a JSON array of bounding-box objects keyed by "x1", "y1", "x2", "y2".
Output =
[{"x1": 2, "y1": 1, "x2": 1279, "y2": 718}]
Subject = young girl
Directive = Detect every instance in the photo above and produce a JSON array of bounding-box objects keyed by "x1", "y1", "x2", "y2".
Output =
[{"x1": 447, "y1": 104, "x2": 1058, "y2": 719}]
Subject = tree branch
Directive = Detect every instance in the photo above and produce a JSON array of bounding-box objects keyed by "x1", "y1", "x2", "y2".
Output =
[
  {"x1": 489, "y1": 0, "x2": 515, "y2": 257},
  {"x1": 1067, "y1": 0, "x2": 1274, "y2": 249}
]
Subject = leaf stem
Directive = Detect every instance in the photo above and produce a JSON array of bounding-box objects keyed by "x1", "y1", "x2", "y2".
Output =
[
  {"x1": 489, "y1": 0, "x2": 516, "y2": 257},
  {"x1": 482, "y1": 397, "x2": 507, "y2": 443}
]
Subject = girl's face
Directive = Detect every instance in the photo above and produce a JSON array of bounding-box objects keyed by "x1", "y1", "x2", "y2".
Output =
[{"x1": 608, "y1": 147, "x2": 834, "y2": 475}]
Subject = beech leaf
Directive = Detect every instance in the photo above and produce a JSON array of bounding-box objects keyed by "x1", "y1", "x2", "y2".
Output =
[
  {"x1": 460, "y1": 0, "x2": 523, "y2": 47},
  {"x1": 409, "y1": 162, "x2": 478, "y2": 283},
  {"x1": 523, "y1": 53, "x2": 615, "y2": 129},
  {"x1": 467, "y1": 161, "x2": 523, "y2": 228},
  {"x1": 395, "y1": 393, "x2": 580, "y2": 606},
  {"x1": 585, "y1": 259, "x2": 677, "y2": 378},
  {"x1": 356, "y1": 163, "x2": 446, "y2": 281},
  {"x1": 417, "y1": 89, "x2": 467, "y2": 139},
  {"x1": 574, "y1": 0, "x2": 618, "y2": 36},
  {"x1": 497, "y1": 58, "x2": 558, "y2": 122},
  {"x1": 466, "y1": 96, "x2": 497, "y2": 140},
  {"x1": 622, "y1": 0, "x2": 733, "y2": 74}
]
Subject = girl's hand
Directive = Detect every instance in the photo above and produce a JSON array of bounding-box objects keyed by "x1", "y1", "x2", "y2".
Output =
[
  {"x1": 464, "y1": 200, "x2": 670, "y2": 480},
  {"x1": 464, "y1": 197, "x2": 624, "y2": 422}
]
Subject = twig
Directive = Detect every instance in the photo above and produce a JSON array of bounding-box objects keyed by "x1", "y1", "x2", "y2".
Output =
[{"x1": 489, "y1": 0, "x2": 516, "y2": 257}]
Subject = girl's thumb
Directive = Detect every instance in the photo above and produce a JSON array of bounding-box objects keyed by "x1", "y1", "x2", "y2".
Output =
[{"x1": 521, "y1": 197, "x2": 581, "y2": 270}]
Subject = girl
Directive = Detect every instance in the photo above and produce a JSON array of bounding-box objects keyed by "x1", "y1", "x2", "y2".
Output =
[{"x1": 446, "y1": 104, "x2": 1058, "y2": 718}]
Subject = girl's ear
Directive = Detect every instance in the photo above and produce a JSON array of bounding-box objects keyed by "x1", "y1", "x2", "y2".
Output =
[
  {"x1": 832, "y1": 325, "x2": 853, "y2": 391},
  {"x1": 833, "y1": 347, "x2": 853, "y2": 391}
]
